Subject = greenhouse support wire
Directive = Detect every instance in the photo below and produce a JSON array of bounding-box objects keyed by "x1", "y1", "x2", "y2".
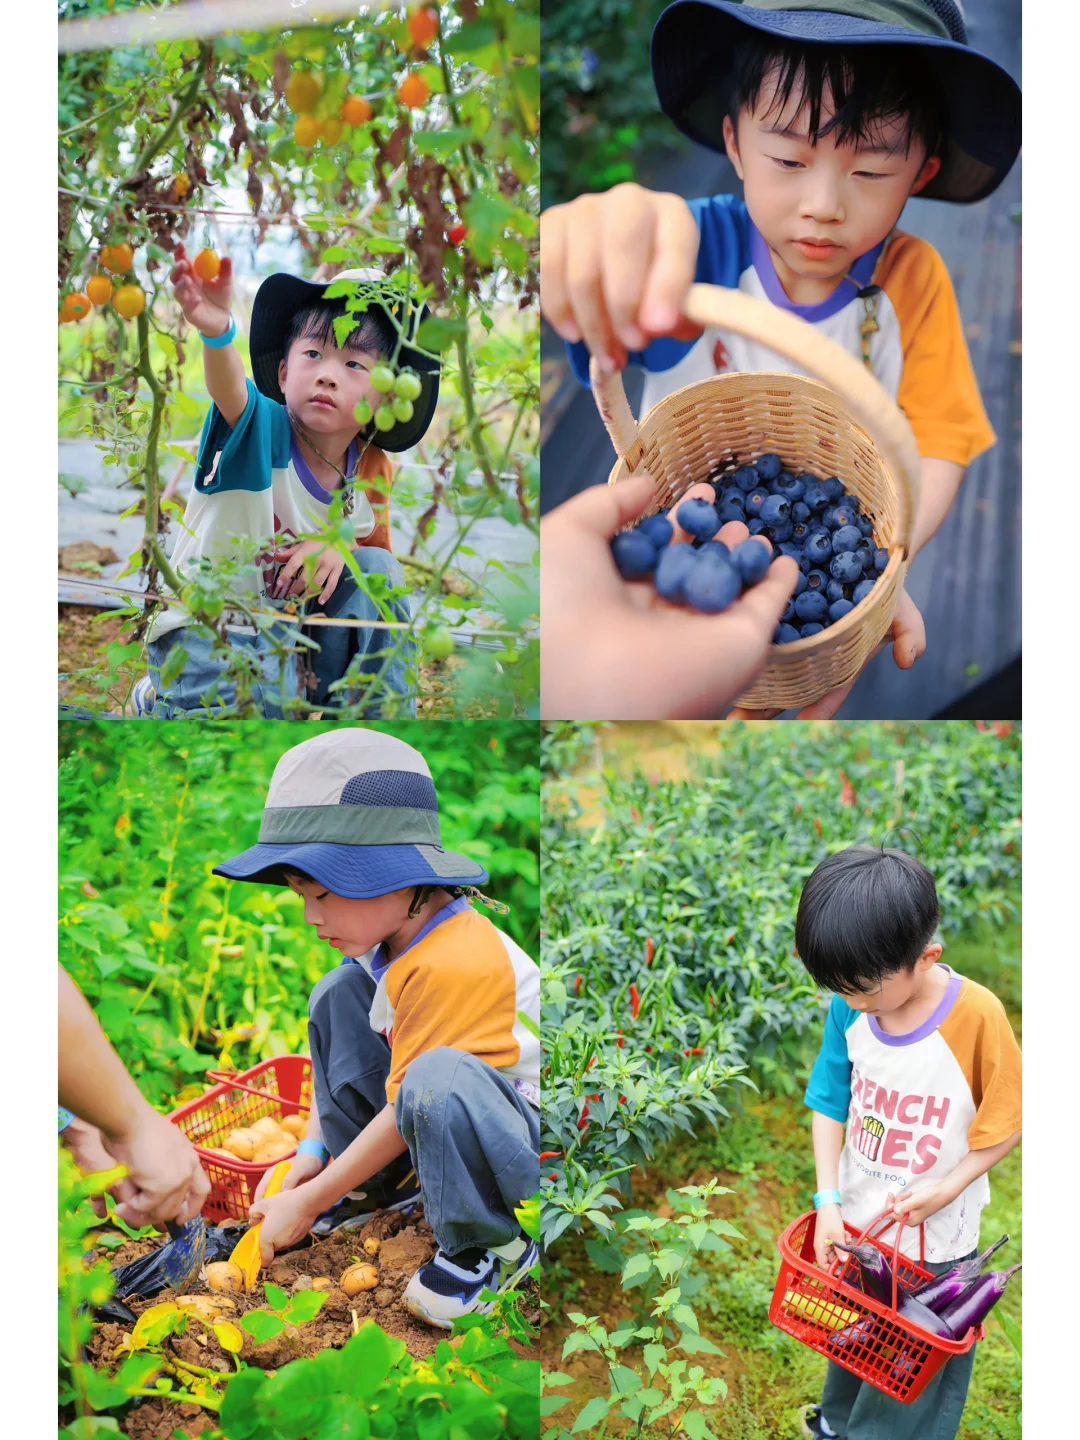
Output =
[{"x1": 59, "y1": 0, "x2": 395, "y2": 54}]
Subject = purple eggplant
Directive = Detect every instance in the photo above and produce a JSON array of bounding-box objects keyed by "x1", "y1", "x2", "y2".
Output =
[
  {"x1": 830, "y1": 1313, "x2": 882, "y2": 1353},
  {"x1": 939, "y1": 1263, "x2": 1022, "y2": 1339},
  {"x1": 833, "y1": 1239, "x2": 903, "y2": 1307},
  {"x1": 910, "y1": 1235, "x2": 1009, "y2": 1314},
  {"x1": 895, "y1": 1287, "x2": 955, "y2": 1339}
]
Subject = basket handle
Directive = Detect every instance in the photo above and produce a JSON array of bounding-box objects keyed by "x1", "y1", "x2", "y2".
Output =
[
  {"x1": 204, "y1": 1069, "x2": 310, "y2": 1112},
  {"x1": 827, "y1": 1206, "x2": 926, "y2": 1311},
  {"x1": 590, "y1": 283, "x2": 923, "y2": 557}
]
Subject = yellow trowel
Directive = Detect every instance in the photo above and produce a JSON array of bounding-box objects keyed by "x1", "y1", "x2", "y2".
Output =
[{"x1": 229, "y1": 1159, "x2": 292, "y2": 1290}]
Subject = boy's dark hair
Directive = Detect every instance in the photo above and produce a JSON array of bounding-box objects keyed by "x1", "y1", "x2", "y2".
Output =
[
  {"x1": 280, "y1": 868, "x2": 455, "y2": 916},
  {"x1": 726, "y1": 34, "x2": 946, "y2": 160},
  {"x1": 795, "y1": 845, "x2": 940, "y2": 995},
  {"x1": 284, "y1": 298, "x2": 396, "y2": 363}
]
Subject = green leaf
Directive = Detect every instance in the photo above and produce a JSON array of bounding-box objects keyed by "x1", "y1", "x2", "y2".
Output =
[
  {"x1": 681, "y1": 1412, "x2": 719, "y2": 1440},
  {"x1": 643, "y1": 1344, "x2": 666, "y2": 1378},
  {"x1": 996, "y1": 1309, "x2": 1022, "y2": 1357},
  {"x1": 621, "y1": 1252, "x2": 652, "y2": 1285},
  {"x1": 241, "y1": 1309, "x2": 286, "y2": 1344},
  {"x1": 263, "y1": 1281, "x2": 288, "y2": 1311},
  {"x1": 283, "y1": 1288, "x2": 327, "y2": 1324},
  {"x1": 571, "y1": 1397, "x2": 614, "y2": 1432},
  {"x1": 608, "y1": 1365, "x2": 642, "y2": 1394}
]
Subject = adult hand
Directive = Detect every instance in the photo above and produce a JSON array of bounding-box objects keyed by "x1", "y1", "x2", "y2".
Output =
[
  {"x1": 887, "y1": 1183, "x2": 952, "y2": 1229},
  {"x1": 272, "y1": 540, "x2": 346, "y2": 604},
  {"x1": 106, "y1": 1106, "x2": 211, "y2": 1229},
  {"x1": 540, "y1": 475, "x2": 799, "y2": 719},
  {"x1": 170, "y1": 241, "x2": 233, "y2": 337},
  {"x1": 62, "y1": 1119, "x2": 134, "y2": 1220},
  {"x1": 252, "y1": 1150, "x2": 325, "y2": 1204},
  {"x1": 813, "y1": 1202, "x2": 847, "y2": 1270},
  {"x1": 540, "y1": 183, "x2": 703, "y2": 373},
  {"x1": 729, "y1": 587, "x2": 926, "y2": 720},
  {"x1": 248, "y1": 1187, "x2": 321, "y2": 1267}
]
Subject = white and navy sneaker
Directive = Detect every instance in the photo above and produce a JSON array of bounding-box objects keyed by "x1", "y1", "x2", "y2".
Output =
[
  {"x1": 404, "y1": 1233, "x2": 539, "y2": 1329},
  {"x1": 309, "y1": 1183, "x2": 422, "y2": 1237},
  {"x1": 800, "y1": 1405, "x2": 839, "y2": 1439},
  {"x1": 132, "y1": 676, "x2": 156, "y2": 715}
]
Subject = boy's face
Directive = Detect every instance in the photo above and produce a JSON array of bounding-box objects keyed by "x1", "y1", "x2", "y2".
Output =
[
  {"x1": 278, "y1": 329, "x2": 382, "y2": 437},
  {"x1": 838, "y1": 943, "x2": 943, "y2": 1015},
  {"x1": 723, "y1": 65, "x2": 941, "y2": 289},
  {"x1": 286, "y1": 875, "x2": 412, "y2": 955}
]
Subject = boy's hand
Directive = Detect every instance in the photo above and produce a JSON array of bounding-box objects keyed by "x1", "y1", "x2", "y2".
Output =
[
  {"x1": 540, "y1": 183, "x2": 703, "y2": 372},
  {"x1": 170, "y1": 241, "x2": 233, "y2": 337},
  {"x1": 540, "y1": 475, "x2": 799, "y2": 719},
  {"x1": 814, "y1": 1202, "x2": 847, "y2": 1270},
  {"x1": 272, "y1": 540, "x2": 346, "y2": 604},
  {"x1": 249, "y1": 1187, "x2": 321, "y2": 1267},
  {"x1": 886, "y1": 1183, "x2": 952, "y2": 1229},
  {"x1": 252, "y1": 1150, "x2": 325, "y2": 1203}
]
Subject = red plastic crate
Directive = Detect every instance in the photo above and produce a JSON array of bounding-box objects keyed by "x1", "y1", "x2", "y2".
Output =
[
  {"x1": 769, "y1": 1208, "x2": 983, "y2": 1402},
  {"x1": 168, "y1": 1055, "x2": 313, "y2": 1223}
]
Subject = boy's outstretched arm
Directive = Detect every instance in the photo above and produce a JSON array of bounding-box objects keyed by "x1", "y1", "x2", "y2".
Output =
[
  {"x1": 811, "y1": 1110, "x2": 848, "y2": 1270},
  {"x1": 911, "y1": 458, "x2": 965, "y2": 557},
  {"x1": 887, "y1": 1128, "x2": 1022, "y2": 1228},
  {"x1": 169, "y1": 242, "x2": 248, "y2": 427}
]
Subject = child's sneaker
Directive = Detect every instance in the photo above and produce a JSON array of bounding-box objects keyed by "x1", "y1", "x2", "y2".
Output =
[
  {"x1": 309, "y1": 1183, "x2": 422, "y2": 1237},
  {"x1": 132, "y1": 676, "x2": 156, "y2": 715},
  {"x1": 800, "y1": 1405, "x2": 839, "y2": 1439},
  {"x1": 404, "y1": 1233, "x2": 539, "y2": 1329}
]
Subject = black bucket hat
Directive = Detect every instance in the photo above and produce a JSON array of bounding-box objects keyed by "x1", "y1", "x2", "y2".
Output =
[
  {"x1": 651, "y1": 0, "x2": 1021, "y2": 204},
  {"x1": 249, "y1": 268, "x2": 440, "y2": 453}
]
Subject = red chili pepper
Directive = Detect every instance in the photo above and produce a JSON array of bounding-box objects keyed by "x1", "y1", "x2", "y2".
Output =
[
  {"x1": 645, "y1": 1045, "x2": 652, "y2": 1052},
  {"x1": 448, "y1": 222, "x2": 467, "y2": 245},
  {"x1": 538, "y1": 1151, "x2": 562, "y2": 1161},
  {"x1": 616, "y1": 1028, "x2": 624, "y2": 1048},
  {"x1": 619, "y1": 1095, "x2": 627, "y2": 1104},
  {"x1": 645, "y1": 937, "x2": 654, "y2": 965},
  {"x1": 814, "y1": 816, "x2": 822, "y2": 835},
  {"x1": 573, "y1": 974, "x2": 582, "y2": 994},
  {"x1": 577, "y1": 1117, "x2": 589, "y2": 1130},
  {"x1": 726, "y1": 932, "x2": 735, "y2": 945},
  {"x1": 684, "y1": 1047, "x2": 705, "y2": 1056},
  {"x1": 839, "y1": 770, "x2": 856, "y2": 808},
  {"x1": 588, "y1": 1093, "x2": 600, "y2": 1102},
  {"x1": 994, "y1": 721, "x2": 1012, "y2": 737},
  {"x1": 587, "y1": 1054, "x2": 597, "y2": 1070},
  {"x1": 975, "y1": 720, "x2": 989, "y2": 732},
  {"x1": 630, "y1": 983, "x2": 641, "y2": 1020},
  {"x1": 580, "y1": 1102, "x2": 590, "y2": 1118},
  {"x1": 630, "y1": 806, "x2": 641, "y2": 822},
  {"x1": 548, "y1": 1172, "x2": 558, "y2": 1181}
]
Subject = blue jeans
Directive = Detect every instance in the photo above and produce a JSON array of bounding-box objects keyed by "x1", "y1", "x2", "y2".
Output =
[
  {"x1": 307, "y1": 963, "x2": 540, "y2": 1256},
  {"x1": 146, "y1": 547, "x2": 415, "y2": 718},
  {"x1": 820, "y1": 1249, "x2": 979, "y2": 1440}
]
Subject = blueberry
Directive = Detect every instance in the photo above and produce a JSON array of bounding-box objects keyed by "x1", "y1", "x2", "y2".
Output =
[
  {"x1": 760, "y1": 494, "x2": 791, "y2": 525},
  {"x1": 803, "y1": 483, "x2": 830, "y2": 512},
  {"x1": 654, "y1": 543, "x2": 697, "y2": 602},
  {"x1": 831, "y1": 524, "x2": 862, "y2": 555},
  {"x1": 840, "y1": 493, "x2": 861, "y2": 512},
  {"x1": 852, "y1": 576, "x2": 877, "y2": 604},
  {"x1": 791, "y1": 522, "x2": 809, "y2": 542},
  {"x1": 801, "y1": 471, "x2": 822, "y2": 489},
  {"x1": 698, "y1": 539, "x2": 730, "y2": 560},
  {"x1": 830, "y1": 551, "x2": 864, "y2": 584},
  {"x1": 805, "y1": 530, "x2": 832, "y2": 564},
  {"x1": 717, "y1": 499, "x2": 747, "y2": 523},
  {"x1": 638, "y1": 514, "x2": 673, "y2": 549},
  {"x1": 611, "y1": 530, "x2": 657, "y2": 579},
  {"x1": 857, "y1": 513, "x2": 874, "y2": 537},
  {"x1": 768, "y1": 520, "x2": 794, "y2": 544},
  {"x1": 826, "y1": 579, "x2": 847, "y2": 604},
  {"x1": 874, "y1": 547, "x2": 889, "y2": 573},
  {"x1": 776, "y1": 472, "x2": 806, "y2": 500},
  {"x1": 675, "y1": 497, "x2": 721, "y2": 541},
  {"x1": 684, "y1": 555, "x2": 742, "y2": 613},
  {"x1": 781, "y1": 597, "x2": 798, "y2": 623},
  {"x1": 793, "y1": 570, "x2": 808, "y2": 596},
  {"x1": 719, "y1": 486, "x2": 746, "y2": 510},
  {"x1": 805, "y1": 569, "x2": 828, "y2": 592},
  {"x1": 822, "y1": 476, "x2": 845, "y2": 502},
  {"x1": 791, "y1": 501, "x2": 812, "y2": 524},
  {"x1": 745, "y1": 487, "x2": 769, "y2": 517},
  {"x1": 800, "y1": 622, "x2": 825, "y2": 638},
  {"x1": 755, "y1": 452, "x2": 783, "y2": 481},
  {"x1": 731, "y1": 464, "x2": 759, "y2": 492},
  {"x1": 776, "y1": 541, "x2": 801, "y2": 562},
  {"x1": 821, "y1": 507, "x2": 841, "y2": 531},
  {"x1": 794, "y1": 591, "x2": 828, "y2": 623},
  {"x1": 798, "y1": 554, "x2": 812, "y2": 573},
  {"x1": 775, "y1": 623, "x2": 802, "y2": 645},
  {"x1": 747, "y1": 517, "x2": 767, "y2": 536},
  {"x1": 732, "y1": 538, "x2": 771, "y2": 585},
  {"x1": 829, "y1": 598, "x2": 855, "y2": 622}
]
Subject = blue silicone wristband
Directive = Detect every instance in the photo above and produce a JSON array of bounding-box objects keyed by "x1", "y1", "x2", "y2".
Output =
[
  {"x1": 814, "y1": 1189, "x2": 842, "y2": 1209},
  {"x1": 200, "y1": 317, "x2": 236, "y2": 349},
  {"x1": 296, "y1": 1137, "x2": 329, "y2": 1164}
]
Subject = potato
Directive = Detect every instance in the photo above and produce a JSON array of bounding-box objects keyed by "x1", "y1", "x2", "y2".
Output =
[
  {"x1": 205, "y1": 1262, "x2": 245, "y2": 1293},
  {"x1": 312, "y1": 1277, "x2": 332, "y2": 1291},
  {"x1": 176, "y1": 1294, "x2": 237, "y2": 1318},
  {"x1": 340, "y1": 1263, "x2": 380, "y2": 1296},
  {"x1": 362, "y1": 1237, "x2": 381, "y2": 1258},
  {"x1": 280, "y1": 1114, "x2": 306, "y2": 1139},
  {"x1": 250, "y1": 1116, "x2": 286, "y2": 1141},
  {"x1": 254, "y1": 1137, "x2": 295, "y2": 1165},
  {"x1": 222, "y1": 1129, "x2": 256, "y2": 1160}
]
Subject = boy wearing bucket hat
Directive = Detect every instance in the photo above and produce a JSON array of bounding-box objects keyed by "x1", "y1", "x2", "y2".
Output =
[
  {"x1": 212, "y1": 729, "x2": 540, "y2": 1329},
  {"x1": 541, "y1": 1, "x2": 1020, "y2": 701},
  {"x1": 143, "y1": 245, "x2": 440, "y2": 717}
]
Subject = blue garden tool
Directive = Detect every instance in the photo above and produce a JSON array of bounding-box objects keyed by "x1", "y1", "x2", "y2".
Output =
[{"x1": 111, "y1": 1215, "x2": 209, "y2": 1299}]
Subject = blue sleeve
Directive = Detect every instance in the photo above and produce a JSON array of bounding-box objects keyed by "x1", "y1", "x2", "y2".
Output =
[
  {"x1": 193, "y1": 379, "x2": 292, "y2": 494},
  {"x1": 566, "y1": 193, "x2": 752, "y2": 388},
  {"x1": 804, "y1": 994, "x2": 859, "y2": 1123}
]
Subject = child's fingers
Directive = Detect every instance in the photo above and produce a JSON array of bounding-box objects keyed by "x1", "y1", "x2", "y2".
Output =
[
  {"x1": 639, "y1": 194, "x2": 701, "y2": 336},
  {"x1": 539, "y1": 208, "x2": 579, "y2": 342},
  {"x1": 716, "y1": 519, "x2": 754, "y2": 550},
  {"x1": 564, "y1": 202, "x2": 626, "y2": 374},
  {"x1": 890, "y1": 588, "x2": 926, "y2": 670},
  {"x1": 601, "y1": 185, "x2": 664, "y2": 350}
]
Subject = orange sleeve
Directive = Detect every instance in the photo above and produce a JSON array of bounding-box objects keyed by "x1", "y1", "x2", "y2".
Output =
[
  {"x1": 357, "y1": 445, "x2": 393, "y2": 552},
  {"x1": 939, "y1": 981, "x2": 1022, "y2": 1149},
  {"x1": 878, "y1": 233, "x2": 996, "y2": 467}
]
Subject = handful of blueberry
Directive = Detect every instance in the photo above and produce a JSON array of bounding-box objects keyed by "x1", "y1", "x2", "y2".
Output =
[{"x1": 610, "y1": 454, "x2": 888, "y2": 645}]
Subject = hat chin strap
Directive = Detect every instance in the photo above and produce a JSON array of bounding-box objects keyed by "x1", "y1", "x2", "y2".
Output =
[{"x1": 286, "y1": 403, "x2": 374, "y2": 517}]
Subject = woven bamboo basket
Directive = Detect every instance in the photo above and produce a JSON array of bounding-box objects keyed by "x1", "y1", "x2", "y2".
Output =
[{"x1": 594, "y1": 283, "x2": 922, "y2": 711}]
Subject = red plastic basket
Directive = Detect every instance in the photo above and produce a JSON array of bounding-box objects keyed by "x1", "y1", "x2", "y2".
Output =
[
  {"x1": 769, "y1": 1208, "x2": 984, "y2": 1402},
  {"x1": 168, "y1": 1055, "x2": 313, "y2": 1223}
]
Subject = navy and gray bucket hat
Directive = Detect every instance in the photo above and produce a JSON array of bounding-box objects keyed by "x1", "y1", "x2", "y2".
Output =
[
  {"x1": 213, "y1": 730, "x2": 488, "y2": 899},
  {"x1": 651, "y1": 0, "x2": 1022, "y2": 203}
]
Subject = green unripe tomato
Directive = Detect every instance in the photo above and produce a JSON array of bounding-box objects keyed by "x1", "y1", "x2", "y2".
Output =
[
  {"x1": 393, "y1": 369, "x2": 422, "y2": 401},
  {"x1": 391, "y1": 396, "x2": 415, "y2": 423},
  {"x1": 369, "y1": 364, "x2": 396, "y2": 394},
  {"x1": 373, "y1": 403, "x2": 396, "y2": 432},
  {"x1": 422, "y1": 627, "x2": 454, "y2": 659},
  {"x1": 199, "y1": 593, "x2": 225, "y2": 620},
  {"x1": 126, "y1": 452, "x2": 142, "y2": 471},
  {"x1": 354, "y1": 397, "x2": 374, "y2": 426}
]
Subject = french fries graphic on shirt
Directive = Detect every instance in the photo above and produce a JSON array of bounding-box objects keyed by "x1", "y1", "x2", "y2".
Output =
[{"x1": 854, "y1": 1114, "x2": 885, "y2": 1161}]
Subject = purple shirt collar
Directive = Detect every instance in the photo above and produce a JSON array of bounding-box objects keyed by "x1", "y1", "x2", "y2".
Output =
[
  {"x1": 289, "y1": 427, "x2": 359, "y2": 506},
  {"x1": 867, "y1": 964, "x2": 963, "y2": 1047},
  {"x1": 368, "y1": 894, "x2": 472, "y2": 980},
  {"x1": 750, "y1": 222, "x2": 884, "y2": 324}
]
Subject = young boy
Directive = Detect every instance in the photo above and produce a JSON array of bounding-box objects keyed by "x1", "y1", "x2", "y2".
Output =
[
  {"x1": 144, "y1": 246, "x2": 440, "y2": 718},
  {"x1": 540, "y1": 0, "x2": 1020, "y2": 704},
  {"x1": 212, "y1": 728, "x2": 541, "y2": 1329},
  {"x1": 796, "y1": 845, "x2": 1021, "y2": 1440}
]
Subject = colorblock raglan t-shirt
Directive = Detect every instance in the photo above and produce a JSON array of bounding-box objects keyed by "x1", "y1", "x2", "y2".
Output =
[
  {"x1": 344, "y1": 897, "x2": 541, "y2": 1109},
  {"x1": 568, "y1": 194, "x2": 995, "y2": 469},
  {"x1": 804, "y1": 965, "x2": 1021, "y2": 1262},
  {"x1": 148, "y1": 380, "x2": 393, "y2": 643}
]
